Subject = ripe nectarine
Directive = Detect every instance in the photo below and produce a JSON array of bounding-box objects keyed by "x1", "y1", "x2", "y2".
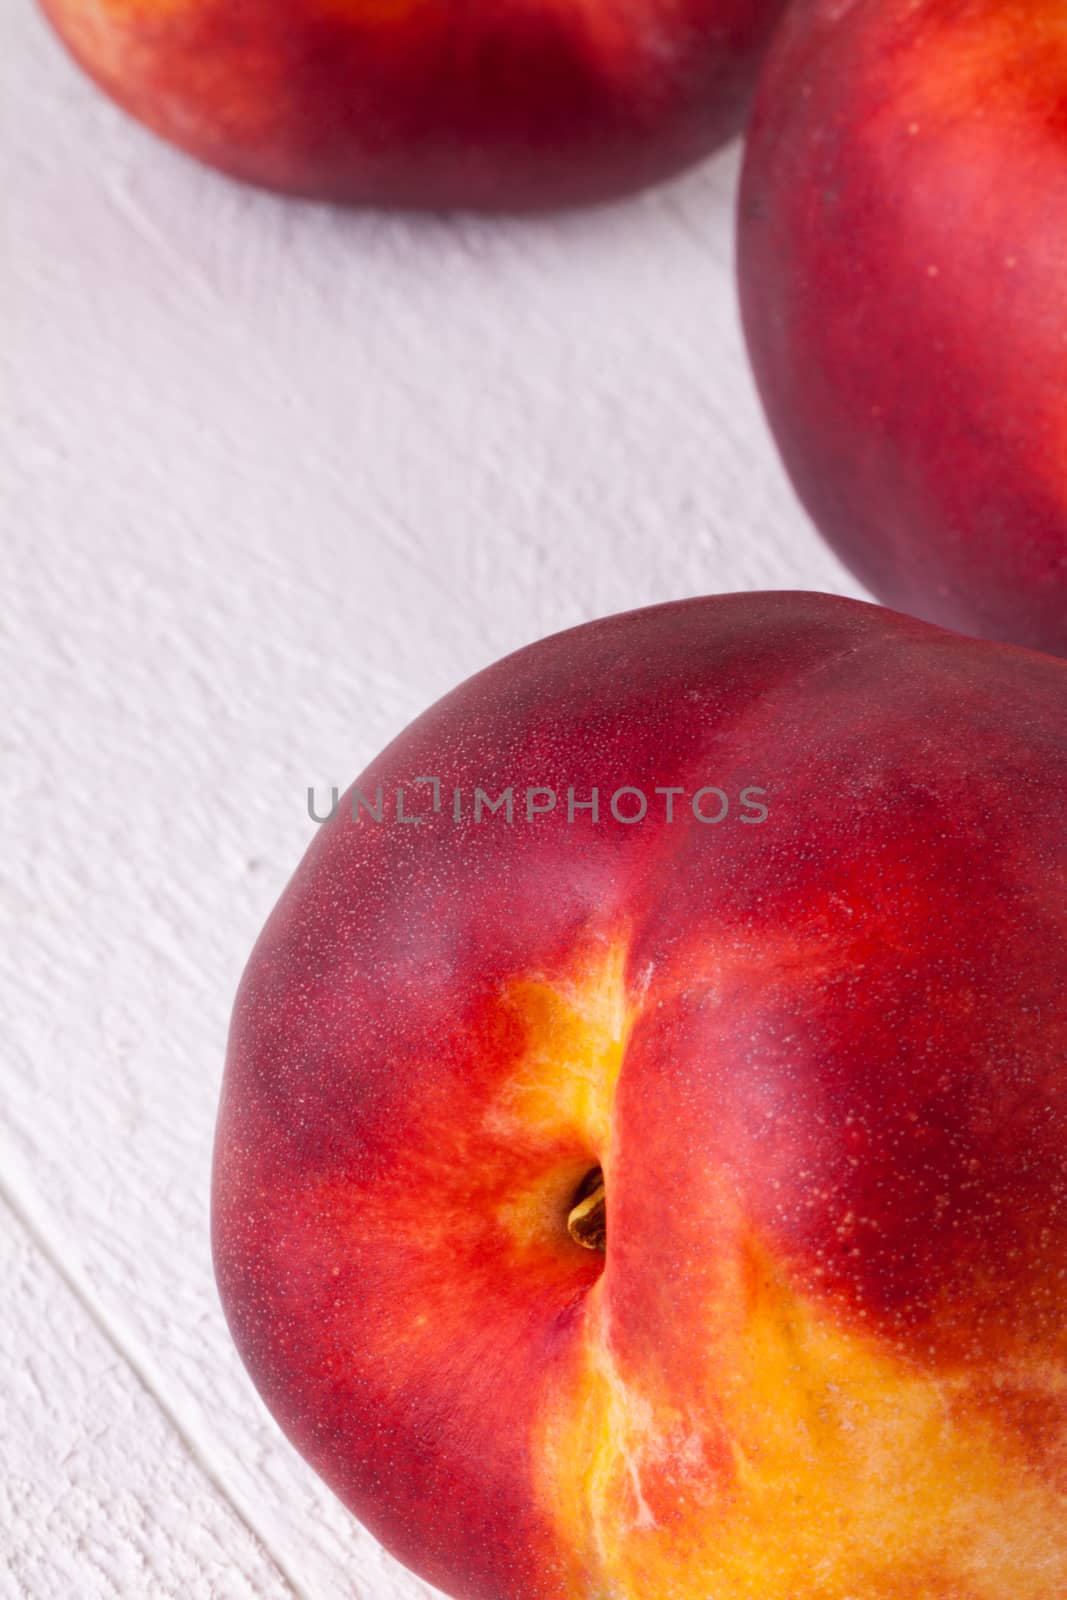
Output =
[
  {"x1": 40, "y1": 0, "x2": 787, "y2": 209},
  {"x1": 739, "y1": 0, "x2": 1067, "y2": 657},
  {"x1": 214, "y1": 592, "x2": 1067, "y2": 1599}
]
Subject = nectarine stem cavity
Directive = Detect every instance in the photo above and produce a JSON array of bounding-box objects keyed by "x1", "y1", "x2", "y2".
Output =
[{"x1": 567, "y1": 1167, "x2": 606, "y2": 1253}]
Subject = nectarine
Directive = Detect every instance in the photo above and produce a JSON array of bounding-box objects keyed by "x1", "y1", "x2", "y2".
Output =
[
  {"x1": 40, "y1": 0, "x2": 786, "y2": 210},
  {"x1": 739, "y1": 0, "x2": 1067, "y2": 657},
  {"x1": 214, "y1": 592, "x2": 1067, "y2": 1598}
]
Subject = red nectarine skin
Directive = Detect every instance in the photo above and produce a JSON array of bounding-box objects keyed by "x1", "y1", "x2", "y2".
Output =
[
  {"x1": 213, "y1": 593, "x2": 1067, "y2": 1598},
  {"x1": 739, "y1": 0, "x2": 1067, "y2": 657},
  {"x1": 38, "y1": 0, "x2": 786, "y2": 209}
]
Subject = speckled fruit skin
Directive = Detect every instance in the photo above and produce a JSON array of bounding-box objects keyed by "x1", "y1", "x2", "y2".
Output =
[
  {"x1": 213, "y1": 591, "x2": 1067, "y2": 1599},
  {"x1": 738, "y1": 0, "x2": 1067, "y2": 658},
  {"x1": 38, "y1": 0, "x2": 786, "y2": 211}
]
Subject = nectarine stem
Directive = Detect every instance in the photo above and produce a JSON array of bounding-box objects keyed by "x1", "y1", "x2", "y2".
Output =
[{"x1": 567, "y1": 1169, "x2": 606, "y2": 1253}]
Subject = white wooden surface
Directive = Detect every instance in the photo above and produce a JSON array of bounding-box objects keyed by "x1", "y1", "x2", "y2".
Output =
[{"x1": 2, "y1": 2, "x2": 863, "y2": 1594}]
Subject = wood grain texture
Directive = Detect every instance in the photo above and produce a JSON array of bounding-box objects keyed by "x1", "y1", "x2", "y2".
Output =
[
  {"x1": 1, "y1": 0, "x2": 863, "y2": 1592},
  {"x1": 0, "y1": 1193, "x2": 293, "y2": 1600}
]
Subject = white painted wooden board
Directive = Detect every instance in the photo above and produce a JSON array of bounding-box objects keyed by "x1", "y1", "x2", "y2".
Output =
[
  {"x1": 2, "y1": 0, "x2": 864, "y2": 1592},
  {"x1": 0, "y1": 1194, "x2": 291, "y2": 1600}
]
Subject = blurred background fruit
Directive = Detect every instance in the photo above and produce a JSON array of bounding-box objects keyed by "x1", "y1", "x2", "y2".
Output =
[
  {"x1": 40, "y1": 0, "x2": 788, "y2": 210},
  {"x1": 739, "y1": 0, "x2": 1067, "y2": 658}
]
